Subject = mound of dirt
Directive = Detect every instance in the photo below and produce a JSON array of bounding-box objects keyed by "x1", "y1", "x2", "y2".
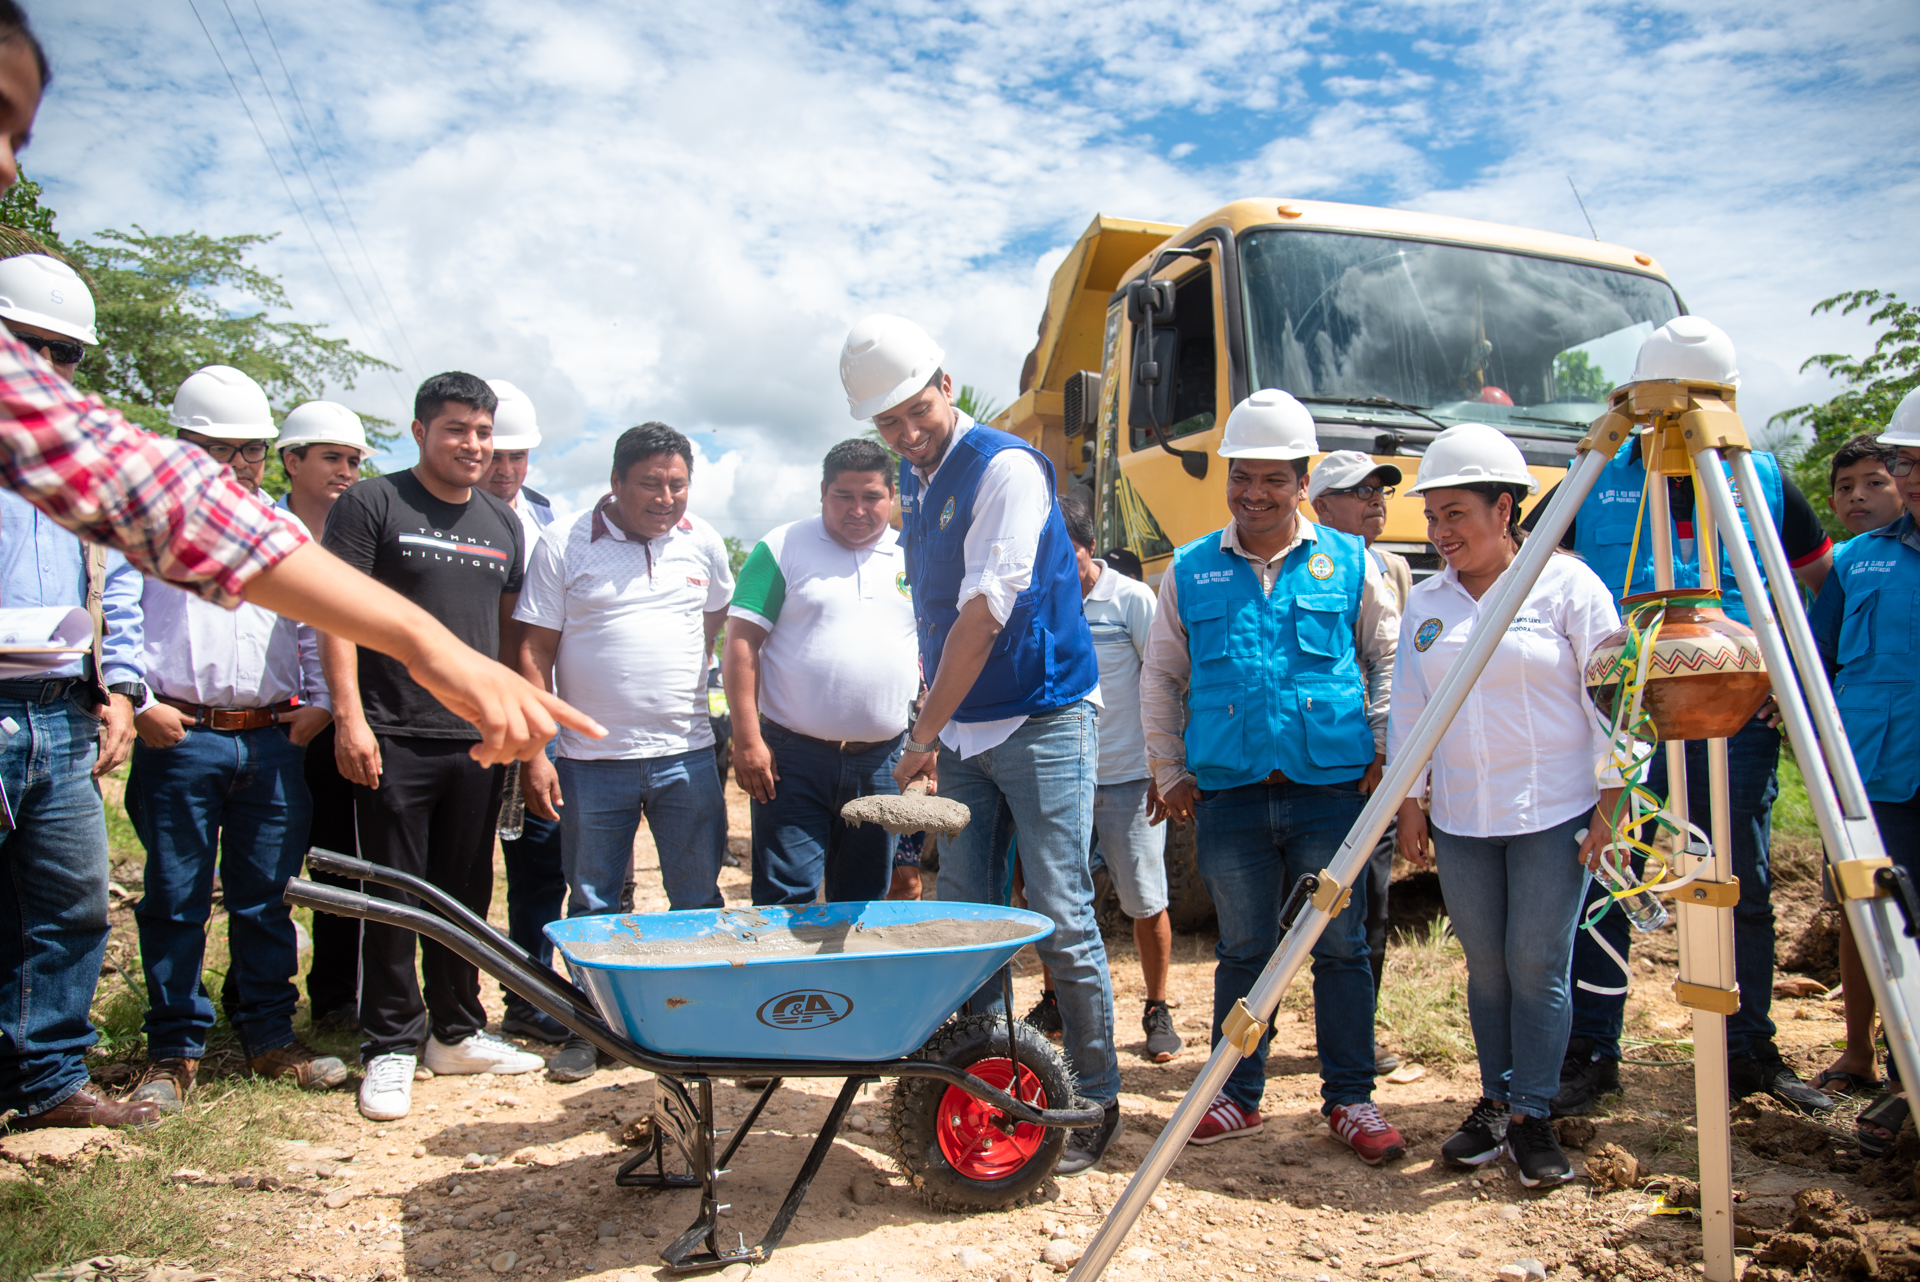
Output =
[
  {"x1": 1781, "y1": 904, "x2": 1844, "y2": 985},
  {"x1": 1748, "y1": 1189, "x2": 1920, "y2": 1282},
  {"x1": 1733, "y1": 1104, "x2": 1850, "y2": 1170}
]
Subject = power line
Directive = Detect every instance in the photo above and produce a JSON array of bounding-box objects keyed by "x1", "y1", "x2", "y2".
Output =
[
  {"x1": 183, "y1": 0, "x2": 410, "y2": 405},
  {"x1": 1567, "y1": 175, "x2": 1600, "y2": 241},
  {"x1": 247, "y1": 0, "x2": 425, "y2": 372}
]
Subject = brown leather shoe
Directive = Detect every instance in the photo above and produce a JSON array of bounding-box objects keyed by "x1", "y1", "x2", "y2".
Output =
[
  {"x1": 249, "y1": 1041, "x2": 349, "y2": 1091},
  {"x1": 129, "y1": 1057, "x2": 198, "y2": 1108},
  {"x1": 20, "y1": 1089, "x2": 168, "y2": 1130}
]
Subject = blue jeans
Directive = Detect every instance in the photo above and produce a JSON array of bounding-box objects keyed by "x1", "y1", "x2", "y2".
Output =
[
  {"x1": 1434, "y1": 813, "x2": 1590, "y2": 1119},
  {"x1": 935, "y1": 701, "x2": 1119, "y2": 1108},
  {"x1": 128, "y1": 725, "x2": 312, "y2": 1059},
  {"x1": 749, "y1": 723, "x2": 901, "y2": 905},
  {"x1": 559, "y1": 748, "x2": 725, "y2": 914},
  {"x1": 1091, "y1": 779, "x2": 1168, "y2": 919},
  {"x1": 502, "y1": 744, "x2": 563, "y2": 1013},
  {"x1": 1569, "y1": 716, "x2": 1780, "y2": 1060},
  {"x1": 0, "y1": 690, "x2": 110, "y2": 1115},
  {"x1": 1194, "y1": 776, "x2": 1373, "y2": 1113}
]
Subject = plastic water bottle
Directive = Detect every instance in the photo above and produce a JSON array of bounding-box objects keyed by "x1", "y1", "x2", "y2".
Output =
[
  {"x1": 1579, "y1": 828, "x2": 1669, "y2": 932},
  {"x1": 498, "y1": 761, "x2": 525, "y2": 841}
]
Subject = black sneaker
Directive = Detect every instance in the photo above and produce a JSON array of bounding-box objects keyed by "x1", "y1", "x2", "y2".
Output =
[
  {"x1": 1057, "y1": 1103, "x2": 1121, "y2": 1176},
  {"x1": 1143, "y1": 1000, "x2": 1181, "y2": 1062},
  {"x1": 310, "y1": 1003, "x2": 359, "y2": 1034},
  {"x1": 1549, "y1": 1037, "x2": 1620, "y2": 1117},
  {"x1": 501, "y1": 1003, "x2": 571, "y2": 1045},
  {"x1": 548, "y1": 1037, "x2": 598, "y2": 1082},
  {"x1": 1731, "y1": 1048, "x2": 1835, "y2": 1115},
  {"x1": 1024, "y1": 990, "x2": 1063, "y2": 1040},
  {"x1": 1506, "y1": 1113, "x2": 1574, "y2": 1187},
  {"x1": 1440, "y1": 1097, "x2": 1509, "y2": 1168}
]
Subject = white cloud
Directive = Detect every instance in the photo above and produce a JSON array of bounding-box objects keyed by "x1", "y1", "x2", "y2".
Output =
[{"x1": 24, "y1": 0, "x2": 1919, "y2": 541}]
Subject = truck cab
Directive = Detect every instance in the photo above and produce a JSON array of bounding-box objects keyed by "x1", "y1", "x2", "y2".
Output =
[{"x1": 995, "y1": 199, "x2": 1685, "y2": 581}]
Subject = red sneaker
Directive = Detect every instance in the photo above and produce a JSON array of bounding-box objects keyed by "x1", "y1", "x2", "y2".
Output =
[
  {"x1": 1328, "y1": 1101, "x2": 1406, "y2": 1165},
  {"x1": 1188, "y1": 1094, "x2": 1263, "y2": 1145}
]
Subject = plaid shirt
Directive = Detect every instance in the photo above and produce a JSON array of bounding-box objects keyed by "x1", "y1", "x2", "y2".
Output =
[{"x1": 0, "y1": 333, "x2": 307, "y2": 608}]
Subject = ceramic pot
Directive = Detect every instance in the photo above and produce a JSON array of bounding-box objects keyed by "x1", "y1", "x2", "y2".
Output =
[{"x1": 1584, "y1": 590, "x2": 1771, "y2": 742}]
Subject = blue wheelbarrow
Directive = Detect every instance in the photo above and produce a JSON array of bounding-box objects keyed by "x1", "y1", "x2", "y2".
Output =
[{"x1": 284, "y1": 850, "x2": 1100, "y2": 1275}]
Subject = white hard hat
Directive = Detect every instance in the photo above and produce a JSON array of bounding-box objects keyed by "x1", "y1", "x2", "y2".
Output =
[
  {"x1": 840, "y1": 314, "x2": 945, "y2": 420},
  {"x1": 1217, "y1": 388, "x2": 1319, "y2": 460},
  {"x1": 0, "y1": 253, "x2": 98, "y2": 345},
  {"x1": 1307, "y1": 449, "x2": 1403, "y2": 502},
  {"x1": 1631, "y1": 316, "x2": 1739, "y2": 387},
  {"x1": 486, "y1": 379, "x2": 541, "y2": 450},
  {"x1": 1406, "y1": 423, "x2": 1539, "y2": 495},
  {"x1": 168, "y1": 364, "x2": 277, "y2": 440},
  {"x1": 1879, "y1": 387, "x2": 1920, "y2": 449},
  {"x1": 277, "y1": 400, "x2": 368, "y2": 453}
]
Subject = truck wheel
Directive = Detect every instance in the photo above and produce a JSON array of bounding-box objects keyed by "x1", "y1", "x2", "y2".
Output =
[
  {"x1": 1163, "y1": 821, "x2": 1216, "y2": 935},
  {"x1": 888, "y1": 1012, "x2": 1072, "y2": 1212}
]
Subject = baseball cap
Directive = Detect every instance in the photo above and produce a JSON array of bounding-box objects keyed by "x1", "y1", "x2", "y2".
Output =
[{"x1": 1307, "y1": 450, "x2": 1404, "y2": 503}]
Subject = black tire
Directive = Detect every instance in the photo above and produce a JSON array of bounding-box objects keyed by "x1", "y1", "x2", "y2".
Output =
[
  {"x1": 1163, "y1": 820, "x2": 1216, "y2": 935},
  {"x1": 888, "y1": 1012, "x2": 1074, "y2": 1212}
]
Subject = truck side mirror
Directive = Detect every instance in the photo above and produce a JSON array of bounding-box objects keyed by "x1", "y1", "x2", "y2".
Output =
[
  {"x1": 1062, "y1": 370, "x2": 1101, "y2": 438},
  {"x1": 1130, "y1": 328, "x2": 1177, "y2": 427},
  {"x1": 1125, "y1": 279, "x2": 1175, "y2": 327}
]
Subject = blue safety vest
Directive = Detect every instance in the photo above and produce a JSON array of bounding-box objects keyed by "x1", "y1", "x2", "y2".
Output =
[
  {"x1": 1171, "y1": 524, "x2": 1374, "y2": 789},
  {"x1": 1827, "y1": 513, "x2": 1920, "y2": 803},
  {"x1": 899, "y1": 424, "x2": 1099, "y2": 722},
  {"x1": 1572, "y1": 439, "x2": 1785, "y2": 625}
]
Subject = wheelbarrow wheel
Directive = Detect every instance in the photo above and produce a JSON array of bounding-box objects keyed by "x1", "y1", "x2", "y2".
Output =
[{"x1": 888, "y1": 1011, "x2": 1073, "y2": 1212}]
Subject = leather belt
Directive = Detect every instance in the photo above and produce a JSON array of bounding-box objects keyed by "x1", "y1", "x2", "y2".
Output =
[
  {"x1": 159, "y1": 696, "x2": 297, "y2": 731},
  {"x1": 0, "y1": 678, "x2": 83, "y2": 705},
  {"x1": 762, "y1": 717, "x2": 899, "y2": 756},
  {"x1": 1263, "y1": 768, "x2": 1292, "y2": 786}
]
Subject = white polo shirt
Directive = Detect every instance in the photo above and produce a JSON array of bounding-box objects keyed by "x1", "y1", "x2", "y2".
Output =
[
  {"x1": 728, "y1": 517, "x2": 918, "y2": 743},
  {"x1": 1083, "y1": 560, "x2": 1156, "y2": 785},
  {"x1": 514, "y1": 499, "x2": 734, "y2": 760}
]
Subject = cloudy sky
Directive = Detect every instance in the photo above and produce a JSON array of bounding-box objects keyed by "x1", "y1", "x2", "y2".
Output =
[{"x1": 29, "y1": 0, "x2": 1920, "y2": 539}]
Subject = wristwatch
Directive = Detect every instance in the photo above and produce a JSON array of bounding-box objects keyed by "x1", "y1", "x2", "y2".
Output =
[
  {"x1": 903, "y1": 736, "x2": 940, "y2": 755},
  {"x1": 106, "y1": 681, "x2": 148, "y2": 704}
]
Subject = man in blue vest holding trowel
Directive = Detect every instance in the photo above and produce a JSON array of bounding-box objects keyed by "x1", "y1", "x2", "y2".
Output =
[
  {"x1": 839, "y1": 314, "x2": 1121, "y2": 1176},
  {"x1": 1534, "y1": 317, "x2": 1835, "y2": 1117}
]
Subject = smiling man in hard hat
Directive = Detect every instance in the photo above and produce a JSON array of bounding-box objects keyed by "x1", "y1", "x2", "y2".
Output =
[
  {"x1": 125, "y1": 365, "x2": 345, "y2": 1111},
  {"x1": 1140, "y1": 389, "x2": 1406, "y2": 1165},
  {"x1": 841, "y1": 314, "x2": 1122, "y2": 1175},
  {"x1": 275, "y1": 400, "x2": 369, "y2": 1033},
  {"x1": 1528, "y1": 318, "x2": 1835, "y2": 1120}
]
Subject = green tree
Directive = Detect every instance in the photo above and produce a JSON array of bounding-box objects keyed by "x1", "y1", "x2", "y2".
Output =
[
  {"x1": 1772, "y1": 289, "x2": 1920, "y2": 537},
  {"x1": 724, "y1": 534, "x2": 750, "y2": 578},
  {"x1": 0, "y1": 174, "x2": 396, "y2": 494},
  {"x1": 954, "y1": 384, "x2": 1002, "y2": 423},
  {"x1": 1553, "y1": 349, "x2": 1614, "y2": 403}
]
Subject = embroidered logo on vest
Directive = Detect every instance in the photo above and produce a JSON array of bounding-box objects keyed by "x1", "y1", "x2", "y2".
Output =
[
  {"x1": 1308, "y1": 552, "x2": 1335, "y2": 580},
  {"x1": 1414, "y1": 618, "x2": 1443, "y2": 652},
  {"x1": 939, "y1": 496, "x2": 956, "y2": 529}
]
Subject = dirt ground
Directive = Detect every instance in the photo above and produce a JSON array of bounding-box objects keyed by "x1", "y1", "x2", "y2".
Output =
[{"x1": 6, "y1": 779, "x2": 1916, "y2": 1282}]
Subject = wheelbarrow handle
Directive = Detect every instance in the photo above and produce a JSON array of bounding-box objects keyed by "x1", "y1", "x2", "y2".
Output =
[{"x1": 304, "y1": 846, "x2": 382, "y2": 881}]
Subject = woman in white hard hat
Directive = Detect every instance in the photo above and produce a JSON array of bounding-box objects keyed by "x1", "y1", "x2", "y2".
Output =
[{"x1": 1386, "y1": 422, "x2": 1623, "y2": 1188}]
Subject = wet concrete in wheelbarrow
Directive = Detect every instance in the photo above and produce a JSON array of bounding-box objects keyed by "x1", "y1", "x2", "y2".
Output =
[{"x1": 564, "y1": 916, "x2": 1033, "y2": 964}]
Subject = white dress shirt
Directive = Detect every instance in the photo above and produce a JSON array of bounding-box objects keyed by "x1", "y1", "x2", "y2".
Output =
[
  {"x1": 1386, "y1": 552, "x2": 1623, "y2": 838},
  {"x1": 917, "y1": 413, "x2": 1097, "y2": 758},
  {"x1": 136, "y1": 506, "x2": 327, "y2": 712}
]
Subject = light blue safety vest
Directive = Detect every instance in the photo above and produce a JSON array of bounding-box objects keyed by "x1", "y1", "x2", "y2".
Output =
[
  {"x1": 1572, "y1": 439, "x2": 1785, "y2": 626},
  {"x1": 1172, "y1": 524, "x2": 1374, "y2": 790},
  {"x1": 1824, "y1": 513, "x2": 1920, "y2": 803}
]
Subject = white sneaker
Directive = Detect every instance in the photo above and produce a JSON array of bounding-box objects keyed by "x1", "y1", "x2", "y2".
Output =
[
  {"x1": 423, "y1": 1030, "x2": 545, "y2": 1076},
  {"x1": 359, "y1": 1053, "x2": 417, "y2": 1121}
]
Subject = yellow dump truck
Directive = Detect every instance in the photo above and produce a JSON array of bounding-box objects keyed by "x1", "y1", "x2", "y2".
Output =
[
  {"x1": 991, "y1": 199, "x2": 1685, "y2": 929},
  {"x1": 993, "y1": 197, "x2": 1683, "y2": 584}
]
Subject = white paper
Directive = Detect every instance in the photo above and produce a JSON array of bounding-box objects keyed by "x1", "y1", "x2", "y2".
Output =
[{"x1": 0, "y1": 607, "x2": 93, "y2": 679}]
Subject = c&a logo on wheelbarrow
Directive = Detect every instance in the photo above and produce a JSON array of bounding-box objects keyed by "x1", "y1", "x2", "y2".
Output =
[{"x1": 756, "y1": 989, "x2": 855, "y2": 1030}]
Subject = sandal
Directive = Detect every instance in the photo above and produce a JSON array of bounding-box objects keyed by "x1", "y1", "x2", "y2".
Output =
[
  {"x1": 1815, "y1": 1068, "x2": 1886, "y2": 1097},
  {"x1": 1856, "y1": 1088, "x2": 1909, "y2": 1158}
]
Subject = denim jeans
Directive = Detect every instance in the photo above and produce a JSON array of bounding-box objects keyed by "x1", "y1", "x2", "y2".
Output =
[
  {"x1": 127, "y1": 725, "x2": 312, "y2": 1060},
  {"x1": 1090, "y1": 778, "x2": 1168, "y2": 919},
  {"x1": 1194, "y1": 776, "x2": 1373, "y2": 1113},
  {"x1": 1364, "y1": 819, "x2": 1398, "y2": 997},
  {"x1": 0, "y1": 690, "x2": 110, "y2": 1115},
  {"x1": 1569, "y1": 715, "x2": 1780, "y2": 1060},
  {"x1": 749, "y1": 723, "x2": 900, "y2": 905},
  {"x1": 501, "y1": 744, "x2": 564, "y2": 1013},
  {"x1": 559, "y1": 748, "x2": 725, "y2": 915},
  {"x1": 1434, "y1": 813, "x2": 1590, "y2": 1119},
  {"x1": 935, "y1": 701, "x2": 1119, "y2": 1108}
]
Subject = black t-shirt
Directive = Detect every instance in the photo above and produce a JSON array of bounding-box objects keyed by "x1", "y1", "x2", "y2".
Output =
[
  {"x1": 1526, "y1": 469, "x2": 1832, "y2": 566},
  {"x1": 323, "y1": 470, "x2": 525, "y2": 740}
]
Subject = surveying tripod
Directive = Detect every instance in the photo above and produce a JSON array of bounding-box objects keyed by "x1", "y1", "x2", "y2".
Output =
[{"x1": 1070, "y1": 379, "x2": 1920, "y2": 1282}]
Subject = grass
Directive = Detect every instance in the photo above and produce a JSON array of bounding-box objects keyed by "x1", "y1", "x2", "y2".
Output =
[{"x1": 1374, "y1": 916, "x2": 1476, "y2": 1069}]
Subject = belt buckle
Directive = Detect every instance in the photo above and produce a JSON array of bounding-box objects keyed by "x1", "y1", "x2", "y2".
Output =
[{"x1": 208, "y1": 708, "x2": 245, "y2": 731}]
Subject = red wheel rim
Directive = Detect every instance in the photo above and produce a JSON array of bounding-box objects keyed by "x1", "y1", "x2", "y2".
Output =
[{"x1": 935, "y1": 1056, "x2": 1049, "y2": 1181}]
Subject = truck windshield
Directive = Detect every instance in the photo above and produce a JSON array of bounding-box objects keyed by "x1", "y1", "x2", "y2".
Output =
[{"x1": 1240, "y1": 230, "x2": 1682, "y2": 433}]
